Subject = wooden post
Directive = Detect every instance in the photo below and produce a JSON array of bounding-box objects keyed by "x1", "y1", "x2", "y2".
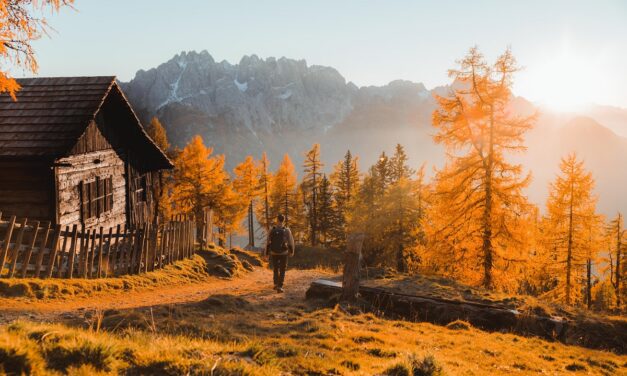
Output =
[
  {"x1": 43, "y1": 224, "x2": 62, "y2": 278},
  {"x1": 0, "y1": 216, "x2": 16, "y2": 277},
  {"x1": 342, "y1": 233, "x2": 365, "y2": 301},
  {"x1": 18, "y1": 221, "x2": 40, "y2": 278},
  {"x1": 97, "y1": 227, "x2": 105, "y2": 278},
  {"x1": 78, "y1": 228, "x2": 88, "y2": 277},
  {"x1": 67, "y1": 224, "x2": 79, "y2": 278},
  {"x1": 54, "y1": 226, "x2": 70, "y2": 278},
  {"x1": 88, "y1": 230, "x2": 98, "y2": 278},
  {"x1": 33, "y1": 222, "x2": 52, "y2": 278},
  {"x1": 110, "y1": 225, "x2": 121, "y2": 276},
  {"x1": 7, "y1": 218, "x2": 29, "y2": 278},
  {"x1": 104, "y1": 227, "x2": 113, "y2": 277}
]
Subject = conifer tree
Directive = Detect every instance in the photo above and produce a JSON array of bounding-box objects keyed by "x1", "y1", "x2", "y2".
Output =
[
  {"x1": 607, "y1": 213, "x2": 626, "y2": 309},
  {"x1": 146, "y1": 117, "x2": 172, "y2": 223},
  {"x1": 0, "y1": 0, "x2": 74, "y2": 98},
  {"x1": 317, "y1": 174, "x2": 336, "y2": 246},
  {"x1": 330, "y1": 150, "x2": 360, "y2": 243},
  {"x1": 146, "y1": 117, "x2": 170, "y2": 155},
  {"x1": 545, "y1": 154, "x2": 599, "y2": 305},
  {"x1": 270, "y1": 154, "x2": 298, "y2": 227},
  {"x1": 428, "y1": 47, "x2": 535, "y2": 289},
  {"x1": 390, "y1": 144, "x2": 414, "y2": 184},
  {"x1": 255, "y1": 153, "x2": 272, "y2": 238},
  {"x1": 303, "y1": 144, "x2": 324, "y2": 245},
  {"x1": 233, "y1": 156, "x2": 261, "y2": 248},
  {"x1": 171, "y1": 136, "x2": 229, "y2": 240}
]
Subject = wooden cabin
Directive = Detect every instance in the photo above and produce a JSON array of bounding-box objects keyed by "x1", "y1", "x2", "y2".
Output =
[{"x1": 0, "y1": 76, "x2": 173, "y2": 230}]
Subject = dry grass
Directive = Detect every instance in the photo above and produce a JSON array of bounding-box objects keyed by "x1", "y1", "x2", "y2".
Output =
[
  {"x1": 0, "y1": 246, "x2": 263, "y2": 301},
  {"x1": 1, "y1": 301, "x2": 625, "y2": 375}
]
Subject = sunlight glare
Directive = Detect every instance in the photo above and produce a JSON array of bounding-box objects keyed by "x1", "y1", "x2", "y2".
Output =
[{"x1": 520, "y1": 41, "x2": 609, "y2": 112}]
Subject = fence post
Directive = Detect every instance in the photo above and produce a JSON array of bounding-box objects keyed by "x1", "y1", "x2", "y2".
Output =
[
  {"x1": 78, "y1": 228, "x2": 88, "y2": 278},
  {"x1": 33, "y1": 222, "x2": 52, "y2": 278},
  {"x1": 55, "y1": 226, "x2": 70, "y2": 278},
  {"x1": 43, "y1": 224, "x2": 62, "y2": 279},
  {"x1": 96, "y1": 227, "x2": 103, "y2": 278},
  {"x1": 67, "y1": 224, "x2": 79, "y2": 278},
  {"x1": 104, "y1": 227, "x2": 113, "y2": 277},
  {"x1": 6, "y1": 218, "x2": 28, "y2": 278},
  {"x1": 18, "y1": 221, "x2": 40, "y2": 278},
  {"x1": 88, "y1": 230, "x2": 97, "y2": 278},
  {"x1": 0, "y1": 215, "x2": 16, "y2": 277}
]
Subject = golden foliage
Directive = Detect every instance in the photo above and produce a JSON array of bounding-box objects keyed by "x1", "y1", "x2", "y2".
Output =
[
  {"x1": 0, "y1": 0, "x2": 73, "y2": 99},
  {"x1": 543, "y1": 153, "x2": 600, "y2": 305},
  {"x1": 426, "y1": 47, "x2": 536, "y2": 290}
]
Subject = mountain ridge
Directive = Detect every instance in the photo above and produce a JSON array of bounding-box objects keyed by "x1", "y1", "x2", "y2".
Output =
[{"x1": 121, "y1": 50, "x2": 627, "y2": 216}]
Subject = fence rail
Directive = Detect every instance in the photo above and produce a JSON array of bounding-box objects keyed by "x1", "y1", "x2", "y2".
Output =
[{"x1": 0, "y1": 212, "x2": 195, "y2": 279}]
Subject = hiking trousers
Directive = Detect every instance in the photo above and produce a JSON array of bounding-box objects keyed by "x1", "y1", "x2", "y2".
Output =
[{"x1": 271, "y1": 254, "x2": 288, "y2": 287}]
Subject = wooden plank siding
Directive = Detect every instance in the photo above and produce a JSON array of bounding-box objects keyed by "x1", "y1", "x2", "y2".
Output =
[
  {"x1": 55, "y1": 149, "x2": 126, "y2": 230},
  {"x1": 0, "y1": 160, "x2": 55, "y2": 221}
]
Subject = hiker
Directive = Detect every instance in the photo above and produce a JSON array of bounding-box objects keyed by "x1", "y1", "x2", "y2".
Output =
[{"x1": 265, "y1": 214, "x2": 295, "y2": 293}]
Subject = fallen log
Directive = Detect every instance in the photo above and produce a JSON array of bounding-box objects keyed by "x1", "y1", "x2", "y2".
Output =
[{"x1": 306, "y1": 279, "x2": 627, "y2": 354}]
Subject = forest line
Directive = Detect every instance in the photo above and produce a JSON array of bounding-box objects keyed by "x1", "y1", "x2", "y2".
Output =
[{"x1": 146, "y1": 47, "x2": 625, "y2": 312}]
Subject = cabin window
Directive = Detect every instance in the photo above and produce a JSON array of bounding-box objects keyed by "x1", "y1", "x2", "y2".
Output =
[
  {"x1": 80, "y1": 176, "x2": 114, "y2": 221},
  {"x1": 134, "y1": 175, "x2": 147, "y2": 203}
]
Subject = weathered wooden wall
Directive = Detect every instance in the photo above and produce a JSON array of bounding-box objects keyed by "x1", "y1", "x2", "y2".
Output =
[
  {"x1": 0, "y1": 160, "x2": 55, "y2": 220},
  {"x1": 55, "y1": 148, "x2": 127, "y2": 230}
]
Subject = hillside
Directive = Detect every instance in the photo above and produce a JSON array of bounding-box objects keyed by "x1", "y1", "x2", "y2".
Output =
[
  {"x1": 1, "y1": 258, "x2": 625, "y2": 375},
  {"x1": 121, "y1": 51, "x2": 627, "y2": 216}
]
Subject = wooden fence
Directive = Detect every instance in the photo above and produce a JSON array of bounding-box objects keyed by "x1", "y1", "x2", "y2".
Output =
[{"x1": 0, "y1": 212, "x2": 195, "y2": 279}]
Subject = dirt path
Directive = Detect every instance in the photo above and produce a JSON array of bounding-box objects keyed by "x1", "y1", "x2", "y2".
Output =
[{"x1": 0, "y1": 268, "x2": 332, "y2": 324}]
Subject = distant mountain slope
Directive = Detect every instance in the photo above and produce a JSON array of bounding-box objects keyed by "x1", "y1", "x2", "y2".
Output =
[{"x1": 122, "y1": 51, "x2": 627, "y2": 216}]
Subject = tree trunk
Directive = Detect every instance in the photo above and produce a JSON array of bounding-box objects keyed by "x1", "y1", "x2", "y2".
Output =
[
  {"x1": 342, "y1": 233, "x2": 365, "y2": 301},
  {"x1": 482, "y1": 108, "x2": 495, "y2": 289},
  {"x1": 587, "y1": 258, "x2": 592, "y2": 309},
  {"x1": 616, "y1": 214, "x2": 622, "y2": 309},
  {"x1": 566, "y1": 177, "x2": 575, "y2": 305}
]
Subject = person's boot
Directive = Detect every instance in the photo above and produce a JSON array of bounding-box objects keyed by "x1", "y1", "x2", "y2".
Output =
[{"x1": 277, "y1": 286, "x2": 284, "y2": 293}]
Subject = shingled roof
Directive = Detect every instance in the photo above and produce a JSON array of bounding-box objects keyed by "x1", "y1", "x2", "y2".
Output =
[{"x1": 0, "y1": 76, "x2": 172, "y2": 168}]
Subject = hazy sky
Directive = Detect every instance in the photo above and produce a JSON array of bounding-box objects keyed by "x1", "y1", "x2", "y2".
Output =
[{"x1": 24, "y1": 0, "x2": 627, "y2": 108}]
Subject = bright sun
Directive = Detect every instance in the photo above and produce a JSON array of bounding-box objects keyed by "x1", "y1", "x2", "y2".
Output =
[{"x1": 519, "y1": 42, "x2": 609, "y2": 112}]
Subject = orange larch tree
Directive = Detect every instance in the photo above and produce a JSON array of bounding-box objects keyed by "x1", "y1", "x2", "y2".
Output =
[
  {"x1": 233, "y1": 156, "x2": 261, "y2": 248},
  {"x1": 428, "y1": 47, "x2": 536, "y2": 290},
  {"x1": 544, "y1": 153, "x2": 600, "y2": 305},
  {"x1": 0, "y1": 0, "x2": 74, "y2": 98}
]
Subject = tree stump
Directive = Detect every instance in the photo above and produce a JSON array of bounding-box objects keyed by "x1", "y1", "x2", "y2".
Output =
[{"x1": 342, "y1": 233, "x2": 365, "y2": 301}]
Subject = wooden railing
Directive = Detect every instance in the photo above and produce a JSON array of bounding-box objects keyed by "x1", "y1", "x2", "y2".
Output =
[{"x1": 0, "y1": 212, "x2": 195, "y2": 279}]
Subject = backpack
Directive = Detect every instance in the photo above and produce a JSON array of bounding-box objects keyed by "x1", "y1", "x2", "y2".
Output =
[{"x1": 269, "y1": 226, "x2": 288, "y2": 253}]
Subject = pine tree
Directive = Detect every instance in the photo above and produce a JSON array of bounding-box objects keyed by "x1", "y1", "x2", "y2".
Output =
[
  {"x1": 374, "y1": 151, "x2": 391, "y2": 193},
  {"x1": 330, "y1": 150, "x2": 360, "y2": 244},
  {"x1": 545, "y1": 154, "x2": 599, "y2": 305},
  {"x1": 233, "y1": 156, "x2": 261, "y2": 248},
  {"x1": 255, "y1": 153, "x2": 273, "y2": 241},
  {"x1": 390, "y1": 144, "x2": 414, "y2": 184},
  {"x1": 303, "y1": 144, "x2": 324, "y2": 245},
  {"x1": 317, "y1": 175, "x2": 336, "y2": 246},
  {"x1": 428, "y1": 47, "x2": 535, "y2": 289}
]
